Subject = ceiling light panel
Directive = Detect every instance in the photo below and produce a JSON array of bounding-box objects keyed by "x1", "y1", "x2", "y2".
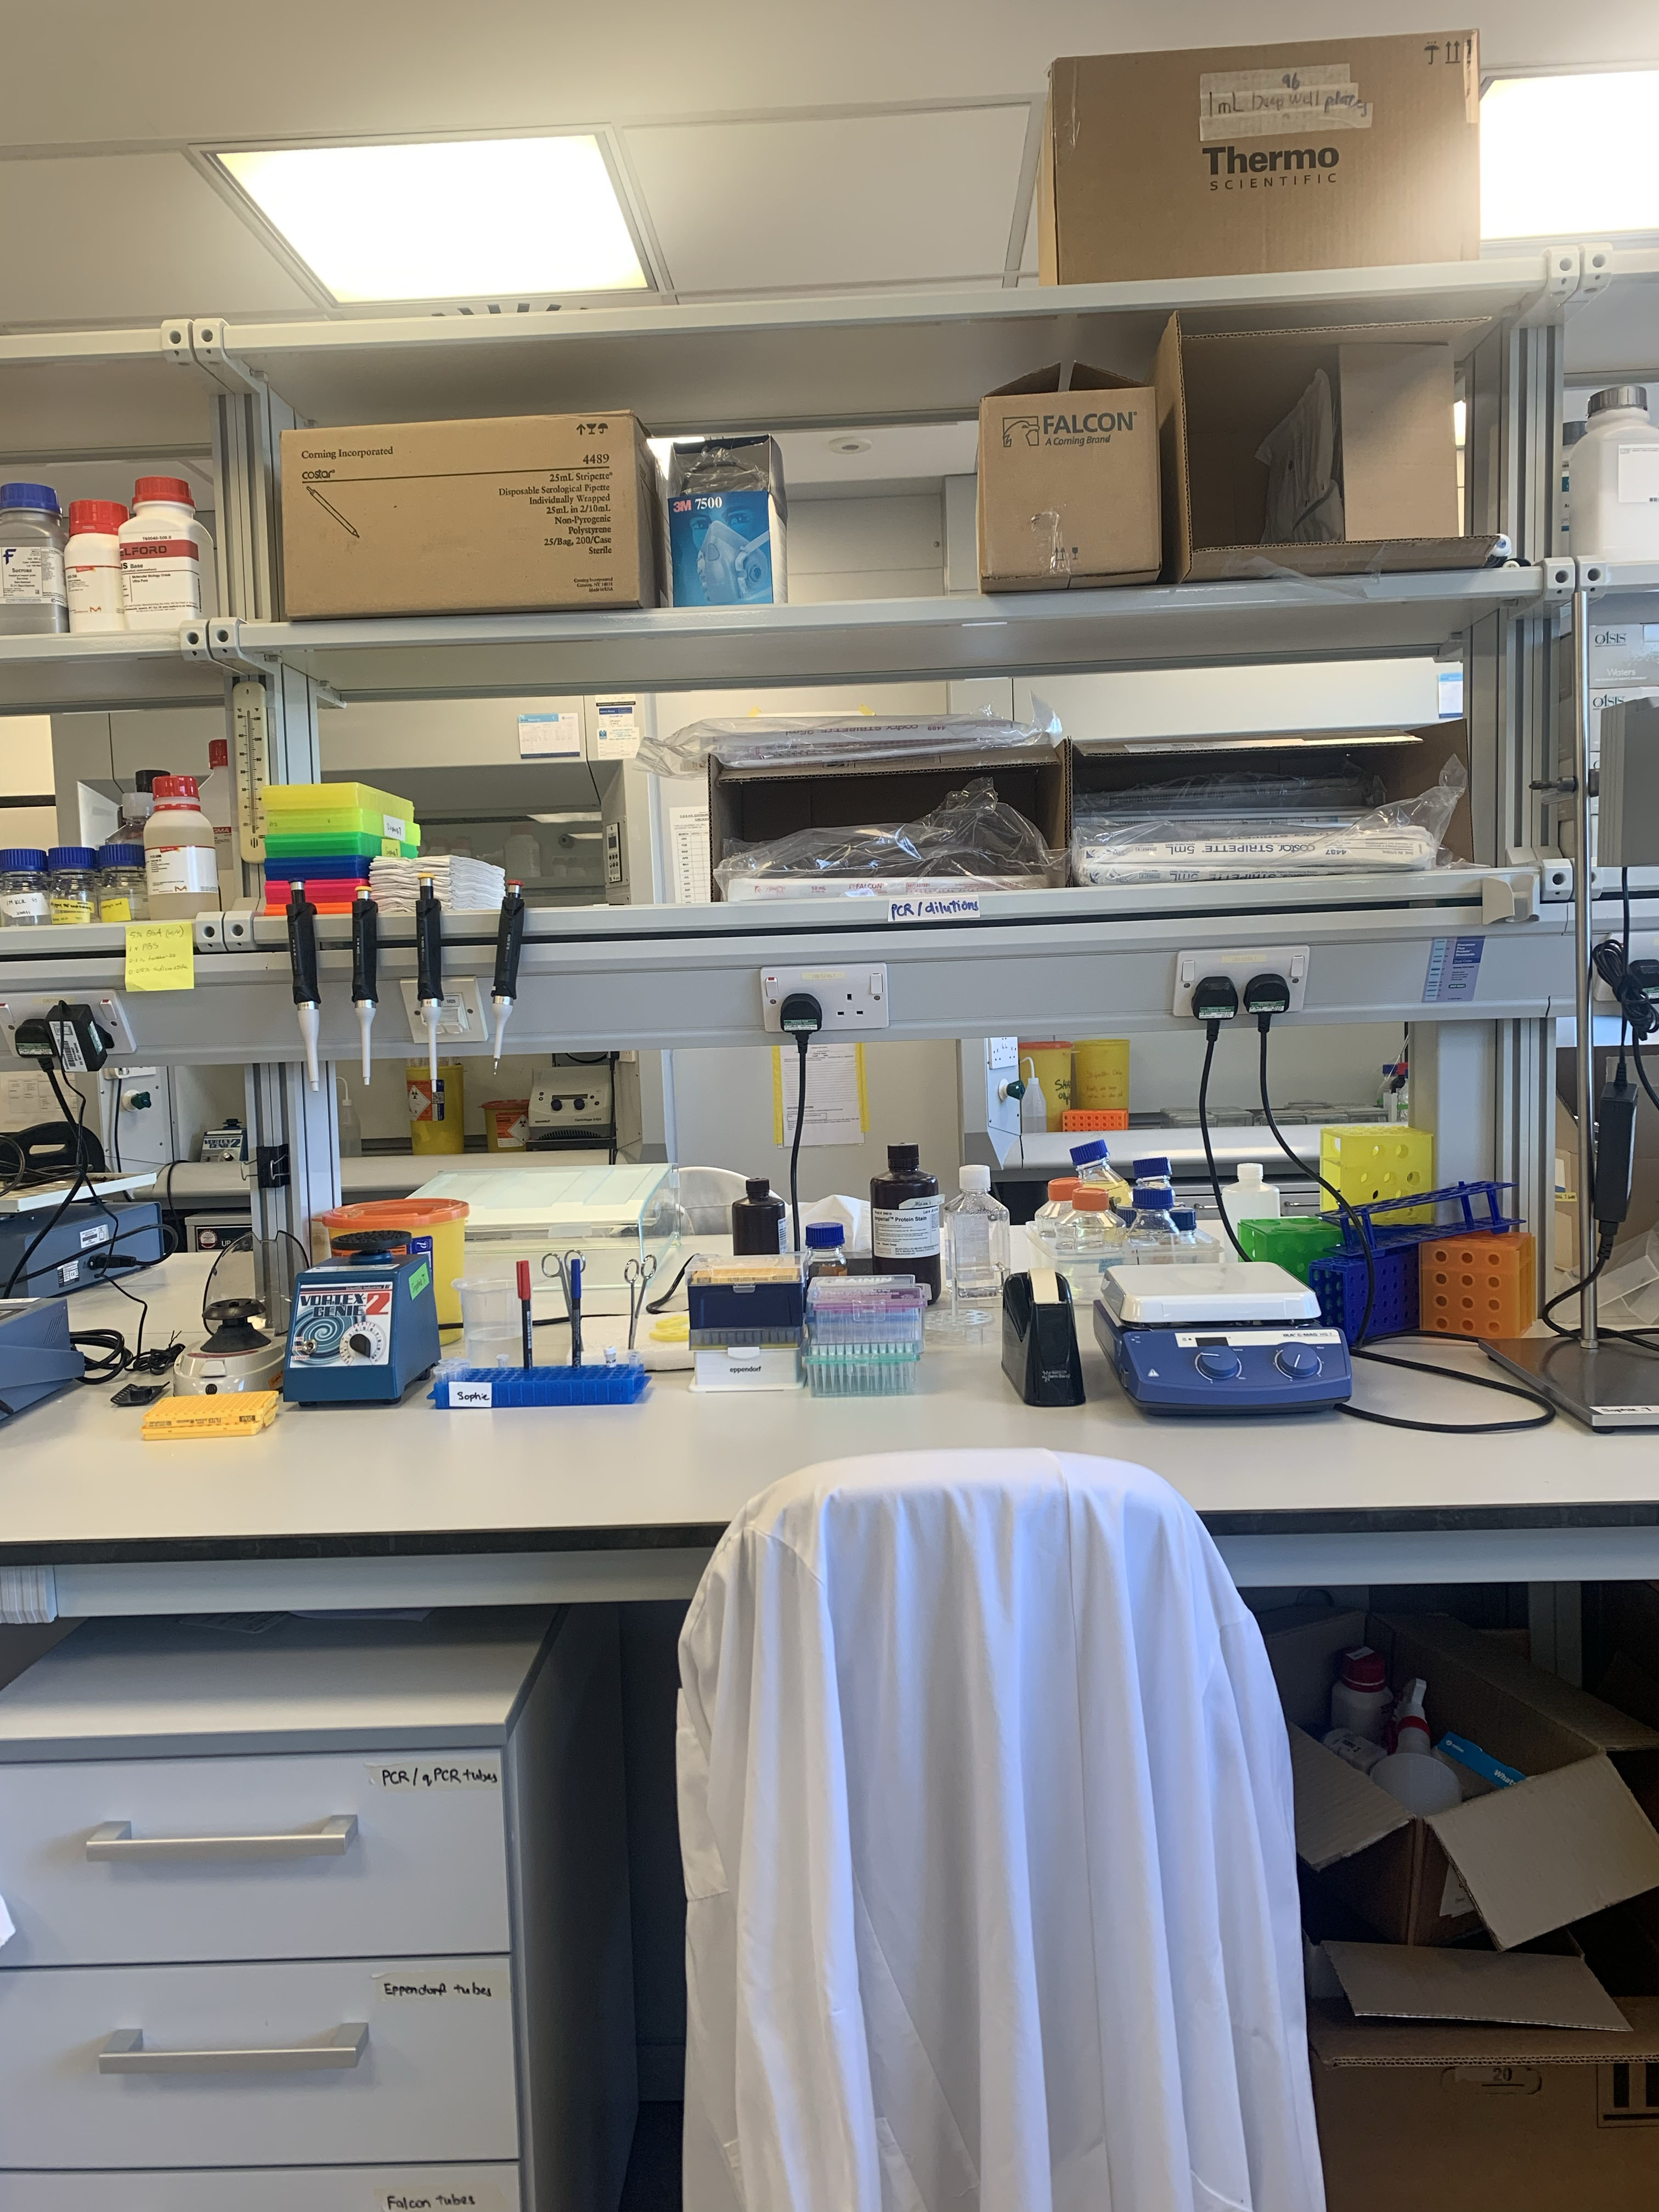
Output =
[
  {"x1": 1481, "y1": 72, "x2": 1659, "y2": 240},
  {"x1": 216, "y1": 136, "x2": 649, "y2": 303},
  {"x1": 623, "y1": 107, "x2": 1030, "y2": 294}
]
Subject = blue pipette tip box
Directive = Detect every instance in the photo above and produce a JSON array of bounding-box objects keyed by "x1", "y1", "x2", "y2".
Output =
[{"x1": 429, "y1": 1361, "x2": 649, "y2": 1408}]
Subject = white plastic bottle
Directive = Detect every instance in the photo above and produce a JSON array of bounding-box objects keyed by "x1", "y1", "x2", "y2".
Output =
[
  {"x1": 120, "y1": 476, "x2": 213, "y2": 632},
  {"x1": 1223, "y1": 1161, "x2": 1283, "y2": 1234},
  {"x1": 1570, "y1": 386, "x2": 1659, "y2": 562},
  {"x1": 936, "y1": 1166, "x2": 1011, "y2": 1338},
  {"x1": 1018, "y1": 1058, "x2": 1047, "y2": 1136},
  {"x1": 1330, "y1": 1646, "x2": 1392, "y2": 1744},
  {"x1": 65, "y1": 499, "x2": 128, "y2": 633},
  {"x1": 1369, "y1": 1678, "x2": 1462, "y2": 1814},
  {"x1": 143, "y1": 775, "x2": 223, "y2": 919}
]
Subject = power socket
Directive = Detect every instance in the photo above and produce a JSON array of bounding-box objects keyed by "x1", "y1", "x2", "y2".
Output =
[
  {"x1": 1173, "y1": 947, "x2": 1310, "y2": 1021},
  {"x1": 760, "y1": 965, "x2": 889, "y2": 1034}
]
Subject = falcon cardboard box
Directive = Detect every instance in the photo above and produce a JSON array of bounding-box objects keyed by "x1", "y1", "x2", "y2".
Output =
[
  {"x1": 1268, "y1": 1610, "x2": 1659, "y2": 1950},
  {"x1": 978, "y1": 365, "x2": 1160, "y2": 591},
  {"x1": 279, "y1": 414, "x2": 662, "y2": 618},
  {"x1": 1039, "y1": 33, "x2": 1481, "y2": 285}
]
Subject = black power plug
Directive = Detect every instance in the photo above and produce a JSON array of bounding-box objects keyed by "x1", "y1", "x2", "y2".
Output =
[
  {"x1": 1191, "y1": 974, "x2": 1239, "y2": 1025},
  {"x1": 779, "y1": 994, "x2": 823, "y2": 1255}
]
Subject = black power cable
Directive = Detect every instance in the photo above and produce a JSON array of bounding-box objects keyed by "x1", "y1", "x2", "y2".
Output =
[{"x1": 778, "y1": 994, "x2": 823, "y2": 1254}]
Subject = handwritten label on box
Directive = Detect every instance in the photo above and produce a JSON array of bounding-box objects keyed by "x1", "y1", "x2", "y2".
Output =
[
  {"x1": 364, "y1": 1758, "x2": 501, "y2": 1792},
  {"x1": 886, "y1": 894, "x2": 980, "y2": 923},
  {"x1": 374, "y1": 1966, "x2": 508, "y2": 2002}
]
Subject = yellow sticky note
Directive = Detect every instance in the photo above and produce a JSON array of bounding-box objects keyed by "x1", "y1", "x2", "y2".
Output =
[{"x1": 124, "y1": 921, "x2": 195, "y2": 993}]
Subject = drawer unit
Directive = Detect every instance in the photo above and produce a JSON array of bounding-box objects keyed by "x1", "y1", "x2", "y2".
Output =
[
  {"x1": 0, "y1": 1955, "x2": 520, "y2": 2169},
  {"x1": 0, "y1": 2165, "x2": 518, "y2": 2211},
  {"x1": 0, "y1": 1748, "x2": 511, "y2": 1966}
]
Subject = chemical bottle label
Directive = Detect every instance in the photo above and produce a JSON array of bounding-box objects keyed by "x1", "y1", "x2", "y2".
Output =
[
  {"x1": 66, "y1": 558, "x2": 122, "y2": 618},
  {"x1": 99, "y1": 898, "x2": 133, "y2": 922},
  {"x1": 873, "y1": 1198, "x2": 941, "y2": 1259},
  {"x1": 49, "y1": 896, "x2": 95, "y2": 925},
  {"x1": 121, "y1": 538, "x2": 202, "y2": 616},
  {"x1": 0, "y1": 546, "x2": 66, "y2": 607},
  {"x1": 0, "y1": 889, "x2": 49, "y2": 921},
  {"x1": 145, "y1": 843, "x2": 218, "y2": 895}
]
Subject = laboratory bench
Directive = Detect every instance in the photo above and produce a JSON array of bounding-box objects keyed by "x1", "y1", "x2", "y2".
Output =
[{"x1": 4, "y1": 1254, "x2": 1659, "y2": 1626}]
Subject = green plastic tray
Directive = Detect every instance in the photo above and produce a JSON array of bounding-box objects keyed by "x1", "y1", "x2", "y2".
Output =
[
  {"x1": 1238, "y1": 1215, "x2": 1344, "y2": 1283},
  {"x1": 263, "y1": 830, "x2": 420, "y2": 860}
]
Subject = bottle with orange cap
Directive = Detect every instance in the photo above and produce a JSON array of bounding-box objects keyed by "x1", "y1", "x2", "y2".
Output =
[{"x1": 120, "y1": 476, "x2": 215, "y2": 631}]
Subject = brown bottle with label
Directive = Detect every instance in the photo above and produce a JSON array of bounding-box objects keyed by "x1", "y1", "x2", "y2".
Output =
[
  {"x1": 731, "y1": 1176, "x2": 787, "y2": 1255},
  {"x1": 870, "y1": 1142, "x2": 941, "y2": 1303}
]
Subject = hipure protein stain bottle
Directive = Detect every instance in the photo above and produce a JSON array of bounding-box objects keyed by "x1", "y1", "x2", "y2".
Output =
[{"x1": 871, "y1": 1142, "x2": 941, "y2": 1303}]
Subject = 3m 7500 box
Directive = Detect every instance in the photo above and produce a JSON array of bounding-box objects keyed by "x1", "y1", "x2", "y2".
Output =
[
  {"x1": 1039, "y1": 34, "x2": 1481, "y2": 285},
  {"x1": 279, "y1": 414, "x2": 662, "y2": 618}
]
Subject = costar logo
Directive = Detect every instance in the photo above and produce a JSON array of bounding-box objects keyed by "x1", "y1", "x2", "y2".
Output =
[{"x1": 1205, "y1": 144, "x2": 1340, "y2": 177}]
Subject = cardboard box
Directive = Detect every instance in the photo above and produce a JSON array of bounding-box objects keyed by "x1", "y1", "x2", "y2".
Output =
[
  {"x1": 667, "y1": 435, "x2": 787, "y2": 607},
  {"x1": 707, "y1": 753, "x2": 1068, "y2": 903},
  {"x1": 279, "y1": 414, "x2": 662, "y2": 619},
  {"x1": 1038, "y1": 35, "x2": 1481, "y2": 286},
  {"x1": 1153, "y1": 314, "x2": 1495, "y2": 581},
  {"x1": 1069, "y1": 720, "x2": 1474, "y2": 866},
  {"x1": 1268, "y1": 1610, "x2": 1659, "y2": 1950},
  {"x1": 977, "y1": 366, "x2": 1159, "y2": 591}
]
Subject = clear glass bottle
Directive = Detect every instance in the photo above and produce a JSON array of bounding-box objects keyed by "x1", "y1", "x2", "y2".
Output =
[
  {"x1": 1125, "y1": 1178, "x2": 1180, "y2": 1260},
  {"x1": 1035, "y1": 1176, "x2": 1077, "y2": 1227},
  {"x1": 47, "y1": 846, "x2": 99, "y2": 925},
  {"x1": 0, "y1": 483, "x2": 69, "y2": 636},
  {"x1": 96, "y1": 843, "x2": 149, "y2": 922},
  {"x1": 0, "y1": 848, "x2": 51, "y2": 927},
  {"x1": 805, "y1": 1221, "x2": 849, "y2": 1278},
  {"x1": 937, "y1": 1166, "x2": 1010, "y2": 1335},
  {"x1": 1058, "y1": 1185, "x2": 1115, "y2": 1256},
  {"x1": 1070, "y1": 1137, "x2": 1131, "y2": 1204},
  {"x1": 1169, "y1": 1206, "x2": 1206, "y2": 1259}
]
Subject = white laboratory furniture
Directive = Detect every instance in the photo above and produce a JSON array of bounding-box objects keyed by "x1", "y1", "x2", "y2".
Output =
[{"x1": 0, "y1": 1607, "x2": 637, "y2": 2212}]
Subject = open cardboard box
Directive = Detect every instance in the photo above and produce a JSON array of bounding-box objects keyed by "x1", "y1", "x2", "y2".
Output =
[
  {"x1": 1268, "y1": 1610, "x2": 1659, "y2": 1950},
  {"x1": 1068, "y1": 719, "x2": 1473, "y2": 868},
  {"x1": 706, "y1": 751, "x2": 1069, "y2": 902},
  {"x1": 977, "y1": 363, "x2": 1160, "y2": 591},
  {"x1": 1150, "y1": 314, "x2": 1502, "y2": 583}
]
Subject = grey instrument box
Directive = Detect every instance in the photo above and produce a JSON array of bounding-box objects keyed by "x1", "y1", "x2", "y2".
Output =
[{"x1": 1598, "y1": 696, "x2": 1659, "y2": 867}]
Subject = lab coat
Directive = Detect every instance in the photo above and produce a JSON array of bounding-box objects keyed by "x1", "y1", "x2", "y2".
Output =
[{"x1": 678, "y1": 1448, "x2": 1324, "y2": 2212}]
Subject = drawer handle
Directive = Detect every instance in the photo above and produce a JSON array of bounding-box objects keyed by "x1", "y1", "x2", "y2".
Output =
[
  {"x1": 98, "y1": 2022, "x2": 369, "y2": 2075},
  {"x1": 85, "y1": 1815, "x2": 358, "y2": 1864}
]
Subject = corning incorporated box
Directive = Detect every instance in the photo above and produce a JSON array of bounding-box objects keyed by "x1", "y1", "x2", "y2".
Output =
[
  {"x1": 280, "y1": 414, "x2": 662, "y2": 618},
  {"x1": 1269, "y1": 1610, "x2": 1659, "y2": 1950},
  {"x1": 978, "y1": 365, "x2": 1160, "y2": 591},
  {"x1": 1039, "y1": 35, "x2": 1481, "y2": 285}
]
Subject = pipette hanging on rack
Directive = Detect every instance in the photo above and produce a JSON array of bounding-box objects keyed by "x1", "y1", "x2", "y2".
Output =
[
  {"x1": 490, "y1": 881, "x2": 526, "y2": 1067},
  {"x1": 414, "y1": 874, "x2": 443, "y2": 1086},
  {"x1": 351, "y1": 885, "x2": 379, "y2": 1085},
  {"x1": 284, "y1": 884, "x2": 321, "y2": 1093}
]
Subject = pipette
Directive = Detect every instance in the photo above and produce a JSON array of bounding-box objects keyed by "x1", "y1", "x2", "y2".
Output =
[
  {"x1": 351, "y1": 885, "x2": 379, "y2": 1086},
  {"x1": 284, "y1": 883, "x2": 321, "y2": 1093},
  {"x1": 414, "y1": 873, "x2": 443, "y2": 1086},
  {"x1": 490, "y1": 880, "x2": 526, "y2": 1067}
]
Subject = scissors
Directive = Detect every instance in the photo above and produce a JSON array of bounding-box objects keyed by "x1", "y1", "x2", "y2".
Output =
[
  {"x1": 540, "y1": 1250, "x2": 585, "y2": 1364},
  {"x1": 624, "y1": 1255, "x2": 658, "y2": 1351}
]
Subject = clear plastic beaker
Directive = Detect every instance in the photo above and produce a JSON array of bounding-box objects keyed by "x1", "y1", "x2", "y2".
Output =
[{"x1": 453, "y1": 1275, "x2": 518, "y2": 1367}]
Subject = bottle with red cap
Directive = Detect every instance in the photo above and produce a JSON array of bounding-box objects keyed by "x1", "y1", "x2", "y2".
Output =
[
  {"x1": 65, "y1": 500, "x2": 128, "y2": 634},
  {"x1": 1329, "y1": 1645, "x2": 1392, "y2": 1745},
  {"x1": 143, "y1": 774, "x2": 223, "y2": 919},
  {"x1": 120, "y1": 476, "x2": 214, "y2": 632}
]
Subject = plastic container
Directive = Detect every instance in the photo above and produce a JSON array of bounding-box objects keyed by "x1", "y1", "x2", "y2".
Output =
[
  {"x1": 317, "y1": 1198, "x2": 470, "y2": 1329},
  {"x1": 804, "y1": 1221, "x2": 849, "y2": 1278},
  {"x1": 482, "y1": 1099, "x2": 531, "y2": 1153},
  {"x1": 937, "y1": 1165, "x2": 1010, "y2": 1336},
  {"x1": 0, "y1": 483, "x2": 68, "y2": 635},
  {"x1": 731, "y1": 1177, "x2": 786, "y2": 1256},
  {"x1": 64, "y1": 499, "x2": 128, "y2": 633},
  {"x1": 450, "y1": 1276, "x2": 521, "y2": 1367},
  {"x1": 431, "y1": 1358, "x2": 648, "y2": 1407},
  {"x1": 1418, "y1": 1231, "x2": 1537, "y2": 1341},
  {"x1": 95, "y1": 843, "x2": 148, "y2": 922},
  {"x1": 46, "y1": 847, "x2": 98, "y2": 925},
  {"x1": 263, "y1": 782, "x2": 417, "y2": 845},
  {"x1": 1330, "y1": 1646, "x2": 1392, "y2": 1744},
  {"x1": 120, "y1": 475, "x2": 212, "y2": 631},
  {"x1": 1070, "y1": 1137, "x2": 1131, "y2": 1204},
  {"x1": 405, "y1": 1061, "x2": 465, "y2": 1157},
  {"x1": 337, "y1": 1076, "x2": 362, "y2": 1160},
  {"x1": 1017, "y1": 1041, "x2": 1072, "y2": 1126},
  {"x1": 803, "y1": 1276, "x2": 928, "y2": 1396},
  {"x1": 1072, "y1": 1037, "x2": 1130, "y2": 1112},
  {"x1": 1057, "y1": 1184, "x2": 1116, "y2": 1256},
  {"x1": 143, "y1": 774, "x2": 222, "y2": 918},
  {"x1": 1570, "y1": 385, "x2": 1659, "y2": 561},
  {"x1": 1369, "y1": 1751, "x2": 1462, "y2": 1815},
  {"x1": 1238, "y1": 1215, "x2": 1343, "y2": 1283},
  {"x1": 1223, "y1": 1161, "x2": 1282, "y2": 1234},
  {"x1": 871, "y1": 1142, "x2": 941, "y2": 1302},
  {"x1": 1035, "y1": 1177, "x2": 1079, "y2": 1226},
  {"x1": 0, "y1": 849, "x2": 50, "y2": 927}
]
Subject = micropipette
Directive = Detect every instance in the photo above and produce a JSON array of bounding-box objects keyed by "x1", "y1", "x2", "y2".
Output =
[
  {"x1": 414, "y1": 874, "x2": 443, "y2": 1085},
  {"x1": 284, "y1": 884, "x2": 321, "y2": 1093},
  {"x1": 351, "y1": 885, "x2": 379, "y2": 1085},
  {"x1": 490, "y1": 881, "x2": 526, "y2": 1068}
]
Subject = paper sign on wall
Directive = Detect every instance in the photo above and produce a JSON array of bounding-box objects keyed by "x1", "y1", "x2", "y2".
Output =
[
  {"x1": 517, "y1": 710, "x2": 582, "y2": 760},
  {"x1": 772, "y1": 1040, "x2": 868, "y2": 1148},
  {"x1": 1422, "y1": 935, "x2": 1484, "y2": 1003},
  {"x1": 594, "y1": 698, "x2": 641, "y2": 759},
  {"x1": 123, "y1": 921, "x2": 195, "y2": 993}
]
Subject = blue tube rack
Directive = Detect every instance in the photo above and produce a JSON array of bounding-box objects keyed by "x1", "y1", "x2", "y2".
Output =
[
  {"x1": 430, "y1": 1362, "x2": 650, "y2": 1408},
  {"x1": 1329, "y1": 1180, "x2": 1518, "y2": 1255}
]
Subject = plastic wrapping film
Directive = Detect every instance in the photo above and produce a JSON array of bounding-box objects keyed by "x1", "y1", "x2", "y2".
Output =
[
  {"x1": 636, "y1": 699, "x2": 1063, "y2": 777},
  {"x1": 1257, "y1": 369, "x2": 1346, "y2": 544},
  {"x1": 716, "y1": 777, "x2": 1065, "y2": 899},
  {"x1": 1071, "y1": 759, "x2": 1467, "y2": 886}
]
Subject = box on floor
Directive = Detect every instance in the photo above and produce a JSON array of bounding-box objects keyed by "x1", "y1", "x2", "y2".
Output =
[
  {"x1": 1267, "y1": 1609, "x2": 1659, "y2": 1950},
  {"x1": 279, "y1": 414, "x2": 663, "y2": 618},
  {"x1": 1037, "y1": 33, "x2": 1481, "y2": 285}
]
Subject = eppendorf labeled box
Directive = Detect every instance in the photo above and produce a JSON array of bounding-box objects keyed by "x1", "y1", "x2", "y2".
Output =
[
  {"x1": 978, "y1": 365, "x2": 1159, "y2": 591},
  {"x1": 279, "y1": 414, "x2": 662, "y2": 618},
  {"x1": 1039, "y1": 34, "x2": 1481, "y2": 285}
]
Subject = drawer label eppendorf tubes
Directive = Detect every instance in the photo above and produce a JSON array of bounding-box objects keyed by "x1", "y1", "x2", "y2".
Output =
[
  {"x1": 374, "y1": 1966, "x2": 509, "y2": 2002},
  {"x1": 364, "y1": 1757, "x2": 501, "y2": 1791}
]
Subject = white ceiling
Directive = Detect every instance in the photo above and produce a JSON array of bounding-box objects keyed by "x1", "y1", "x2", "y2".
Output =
[{"x1": 3, "y1": 1, "x2": 1658, "y2": 330}]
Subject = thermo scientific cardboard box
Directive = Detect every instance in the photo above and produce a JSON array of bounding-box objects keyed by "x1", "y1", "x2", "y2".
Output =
[
  {"x1": 978, "y1": 365, "x2": 1160, "y2": 591},
  {"x1": 1039, "y1": 33, "x2": 1481, "y2": 285},
  {"x1": 279, "y1": 415, "x2": 662, "y2": 618},
  {"x1": 1268, "y1": 1610, "x2": 1659, "y2": 1950}
]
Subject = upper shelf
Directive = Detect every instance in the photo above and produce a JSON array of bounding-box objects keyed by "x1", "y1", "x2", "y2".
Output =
[
  {"x1": 0, "y1": 631, "x2": 226, "y2": 717},
  {"x1": 231, "y1": 569, "x2": 1546, "y2": 701}
]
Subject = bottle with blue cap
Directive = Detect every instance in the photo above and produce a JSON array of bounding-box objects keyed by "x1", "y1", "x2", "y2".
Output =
[
  {"x1": 0, "y1": 849, "x2": 50, "y2": 927},
  {"x1": 1125, "y1": 1176, "x2": 1180, "y2": 1259},
  {"x1": 1069, "y1": 1136, "x2": 1131, "y2": 1205},
  {"x1": 804, "y1": 1220, "x2": 848, "y2": 1279},
  {"x1": 0, "y1": 483, "x2": 69, "y2": 635},
  {"x1": 47, "y1": 847, "x2": 99, "y2": 926}
]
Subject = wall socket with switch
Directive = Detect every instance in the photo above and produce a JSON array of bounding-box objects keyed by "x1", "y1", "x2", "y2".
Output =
[
  {"x1": 760, "y1": 966, "x2": 889, "y2": 1033},
  {"x1": 1173, "y1": 947, "x2": 1310, "y2": 1020}
]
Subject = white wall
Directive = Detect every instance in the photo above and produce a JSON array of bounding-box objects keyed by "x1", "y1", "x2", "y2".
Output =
[{"x1": 0, "y1": 716, "x2": 58, "y2": 846}]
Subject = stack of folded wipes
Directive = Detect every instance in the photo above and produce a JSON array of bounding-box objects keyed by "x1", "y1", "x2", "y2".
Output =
[{"x1": 368, "y1": 855, "x2": 508, "y2": 912}]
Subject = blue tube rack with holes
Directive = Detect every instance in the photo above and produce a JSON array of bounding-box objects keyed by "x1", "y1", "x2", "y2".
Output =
[{"x1": 430, "y1": 1361, "x2": 650, "y2": 1408}]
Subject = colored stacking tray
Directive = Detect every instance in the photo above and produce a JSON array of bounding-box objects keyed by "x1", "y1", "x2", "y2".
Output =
[
  {"x1": 1419, "y1": 1231, "x2": 1537, "y2": 1340},
  {"x1": 1237, "y1": 1216, "x2": 1344, "y2": 1283},
  {"x1": 1319, "y1": 1124, "x2": 1436, "y2": 1223},
  {"x1": 265, "y1": 831, "x2": 419, "y2": 860}
]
